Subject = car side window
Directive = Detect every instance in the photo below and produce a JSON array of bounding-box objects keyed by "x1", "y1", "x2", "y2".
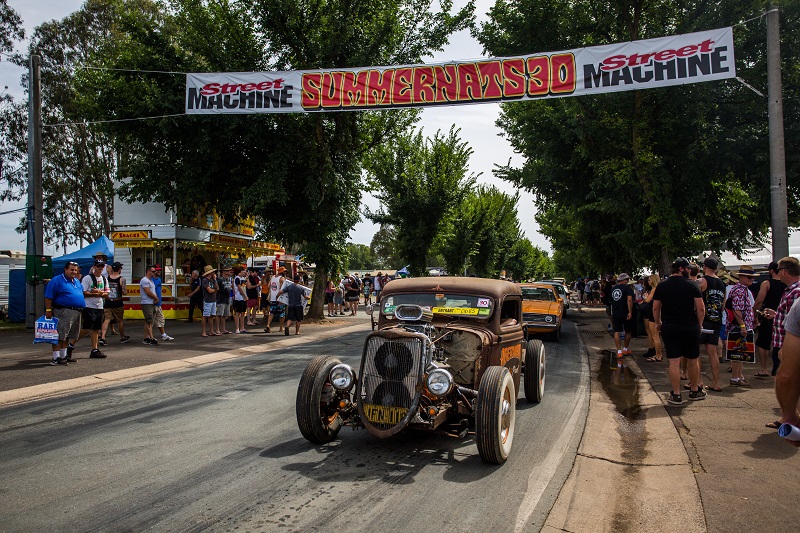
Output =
[{"x1": 499, "y1": 297, "x2": 520, "y2": 328}]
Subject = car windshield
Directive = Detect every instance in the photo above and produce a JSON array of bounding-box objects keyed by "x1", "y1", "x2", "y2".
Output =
[
  {"x1": 380, "y1": 293, "x2": 493, "y2": 318},
  {"x1": 521, "y1": 287, "x2": 556, "y2": 301}
]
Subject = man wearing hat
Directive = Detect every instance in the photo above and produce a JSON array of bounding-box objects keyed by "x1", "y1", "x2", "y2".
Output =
[
  {"x1": 151, "y1": 265, "x2": 175, "y2": 342},
  {"x1": 610, "y1": 273, "x2": 634, "y2": 357},
  {"x1": 101, "y1": 261, "x2": 129, "y2": 345},
  {"x1": 200, "y1": 265, "x2": 218, "y2": 337},
  {"x1": 79, "y1": 259, "x2": 110, "y2": 359},
  {"x1": 652, "y1": 257, "x2": 706, "y2": 404},
  {"x1": 727, "y1": 264, "x2": 757, "y2": 386}
]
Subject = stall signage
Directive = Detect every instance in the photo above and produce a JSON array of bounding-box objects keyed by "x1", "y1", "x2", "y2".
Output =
[
  {"x1": 252, "y1": 241, "x2": 282, "y2": 252},
  {"x1": 211, "y1": 234, "x2": 250, "y2": 247},
  {"x1": 111, "y1": 230, "x2": 151, "y2": 240}
]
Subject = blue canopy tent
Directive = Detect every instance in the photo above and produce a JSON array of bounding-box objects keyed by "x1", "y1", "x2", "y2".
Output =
[{"x1": 51, "y1": 236, "x2": 115, "y2": 274}]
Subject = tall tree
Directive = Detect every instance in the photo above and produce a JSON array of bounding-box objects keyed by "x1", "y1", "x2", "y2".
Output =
[
  {"x1": 365, "y1": 126, "x2": 477, "y2": 276},
  {"x1": 478, "y1": 0, "x2": 798, "y2": 275},
  {"x1": 75, "y1": 0, "x2": 473, "y2": 317}
]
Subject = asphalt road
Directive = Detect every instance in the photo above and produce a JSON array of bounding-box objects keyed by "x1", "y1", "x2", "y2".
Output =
[{"x1": 0, "y1": 320, "x2": 588, "y2": 532}]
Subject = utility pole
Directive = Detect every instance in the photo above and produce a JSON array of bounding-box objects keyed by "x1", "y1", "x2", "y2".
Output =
[
  {"x1": 26, "y1": 55, "x2": 43, "y2": 328},
  {"x1": 767, "y1": 2, "x2": 789, "y2": 259}
]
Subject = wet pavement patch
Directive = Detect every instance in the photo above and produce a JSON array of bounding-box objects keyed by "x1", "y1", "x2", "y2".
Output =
[{"x1": 598, "y1": 350, "x2": 642, "y2": 421}]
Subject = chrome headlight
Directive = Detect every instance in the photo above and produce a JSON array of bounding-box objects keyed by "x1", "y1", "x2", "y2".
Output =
[
  {"x1": 545, "y1": 315, "x2": 556, "y2": 323},
  {"x1": 426, "y1": 368, "x2": 454, "y2": 397},
  {"x1": 329, "y1": 364, "x2": 355, "y2": 391}
]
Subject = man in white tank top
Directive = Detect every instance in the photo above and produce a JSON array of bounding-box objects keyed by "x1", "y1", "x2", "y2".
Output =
[{"x1": 264, "y1": 266, "x2": 287, "y2": 333}]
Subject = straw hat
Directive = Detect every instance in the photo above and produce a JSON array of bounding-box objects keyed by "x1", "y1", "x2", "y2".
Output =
[
  {"x1": 735, "y1": 264, "x2": 756, "y2": 277},
  {"x1": 202, "y1": 265, "x2": 217, "y2": 276}
]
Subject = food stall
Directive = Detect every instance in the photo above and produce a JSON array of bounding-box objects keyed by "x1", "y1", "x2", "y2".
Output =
[{"x1": 111, "y1": 197, "x2": 279, "y2": 319}]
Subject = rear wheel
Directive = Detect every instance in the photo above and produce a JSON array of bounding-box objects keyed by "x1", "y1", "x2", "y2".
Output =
[
  {"x1": 296, "y1": 355, "x2": 343, "y2": 444},
  {"x1": 476, "y1": 366, "x2": 516, "y2": 464},
  {"x1": 524, "y1": 339, "x2": 545, "y2": 403}
]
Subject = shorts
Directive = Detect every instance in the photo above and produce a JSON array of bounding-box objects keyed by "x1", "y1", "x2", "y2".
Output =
[
  {"x1": 755, "y1": 319, "x2": 774, "y2": 350},
  {"x1": 661, "y1": 322, "x2": 701, "y2": 359},
  {"x1": 286, "y1": 305, "x2": 304, "y2": 322},
  {"x1": 592, "y1": 291, "x2": 600, "y2": 300},
  {"x1": 203, "y1": 301, "x2": 217, "y2": 317},
  {"x1": 374, "y1": 290, "x2": 381, "y2": 299},
  {"x1": 247, "y1": 298, "x2": 258, "y2": 308},
  {"x1": 153, "y1": 306, "x2": 165, "y2": 328},
  {"x1": 334, "y1": 294, "x2": 343, "y2": 305},
  {"x1": 261, "y1": 294, "x2": 270, "y2": 309},
  {"x1": 325, "y1": 292, "x2": 334, "y2": 304},
  {"x1": 346, "y1": 291, "x2": 360, "y2": 302},
  {"x1": 54, "y1": 308, "x2": 81, "y2": 341},
  {"x1": 270, "y1": 301, "x2": 286, "y2": 318},
  {"x1": 233, "y1": 300, "x2": 247, "y2": 314},
  {"x1": 700, "y1": 321, "x2": 722, "y2": 346},
  {"x1": 612, "y1": 317, "x2": 632, "y2": 333},
  {"x1": 80, "y1": 308, "x2": 104, "y2": 331},
  {"x1": 142, "y1": 303, "x2": 155, "y2": 323},
  {"x1": 216, "y1": 303, "x2": 230, "y2": 317},
  {"x1": 104, "y1": 306, "x2": 124, "y2": 323}
]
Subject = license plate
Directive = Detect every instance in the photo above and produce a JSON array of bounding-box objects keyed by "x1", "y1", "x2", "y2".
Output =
[{"x1": 363, "y1": 404, "x2": 408, "y2": 425}]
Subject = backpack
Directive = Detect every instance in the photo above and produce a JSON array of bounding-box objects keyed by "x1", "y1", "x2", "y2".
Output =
[{"x1": 592, "y1": 280, "x2": 599, "y2": 291}]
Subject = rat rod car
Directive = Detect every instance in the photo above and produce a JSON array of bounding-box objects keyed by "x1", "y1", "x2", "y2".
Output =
[{"x1": 296, "y1": 277, "x2": 546, "y2": 464}]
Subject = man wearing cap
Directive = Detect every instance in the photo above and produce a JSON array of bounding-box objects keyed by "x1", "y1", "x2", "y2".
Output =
[
  {"x1": 653, "y1": 257, "x2": 706, "y2": 404},
  {"x1": 44, "y1": 262, "x2": 85, "y2": 365},
  {"x1": 264, "y1": 266, "x2": 287, "y2": 333},
  {"x1": 696, "y1": 257, "x2": 725, "y2": 391},
  {"x1": 79, "y1": 259, "x2": 110, "y2": 359},
  {"x1": 140, "y1": 265, "x2": 160, "y2": 346},
  {"x1": 610, "y1": 273, "x2": 634, "y2": 357},
  {"x1": 726, "y1": 264, "x2": 757, "y2": 386},
  {"x1": 200, "y1": 265, "x2": 218, "y2": 337},
  {"x1": 101, "y1": 261, "x2": 129, "y2": 345},
  {"x1": 753, "y1": 261, "x2": 786, "y2": 378}
]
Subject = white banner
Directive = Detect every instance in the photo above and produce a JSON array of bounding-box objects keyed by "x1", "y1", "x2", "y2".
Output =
[{"x1": 186, "y1": 27, "x2": 735, "y2": 114}]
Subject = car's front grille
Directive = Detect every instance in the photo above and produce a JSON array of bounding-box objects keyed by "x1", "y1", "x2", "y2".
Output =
[
  {"x1": 358, "y1": 333, "x2": 425, "y2": 435},
  {"x1": 523, "y1": 313, "x2": 549, "y2": 323}
]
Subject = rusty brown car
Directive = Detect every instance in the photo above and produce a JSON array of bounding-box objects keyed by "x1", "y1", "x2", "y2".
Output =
[{"x1": 296, "y1": 277, "x2": 546, "y2": 464}]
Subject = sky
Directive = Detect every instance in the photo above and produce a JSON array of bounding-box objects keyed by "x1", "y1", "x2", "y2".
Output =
[{"x1": 0, "y1": 0, "x2": 549, "y2": 255}]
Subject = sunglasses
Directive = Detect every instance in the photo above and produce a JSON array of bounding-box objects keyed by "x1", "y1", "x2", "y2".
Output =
[{"x1": 66, "y1": 261, "x2": 79, "y2": 267}]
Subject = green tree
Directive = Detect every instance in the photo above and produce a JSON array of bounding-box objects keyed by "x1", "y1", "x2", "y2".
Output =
[
  {"x1": 0, "y1": 0, "x2": 23, "y2": 55},
  {"x1": 369, "y1": 224, "x2": 400, "y2": 269},
  {"x1": 345, "y1": 242, "x2": 375, "y2": 271},
  {"x1": 478, "y1": 0, "x2": 797, "y2": 275},
  {"x1": 365, "y1": 126, "x2": 477, "y2": 276},
  {"x1": 437, "y1": 185, "x2": 521, "y2": 277},
  {"x1": 73, "y1": 0, "x2": 473, "y2": 318}
]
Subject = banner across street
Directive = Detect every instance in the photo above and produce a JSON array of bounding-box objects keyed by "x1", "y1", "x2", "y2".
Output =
[{"x1": 186, "y1": 27, "x2": 735, "y2": 115}]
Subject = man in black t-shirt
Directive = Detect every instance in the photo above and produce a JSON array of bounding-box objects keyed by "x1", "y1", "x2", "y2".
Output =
[
  {"x1": 697, "y1": 257, "x2": 726, "y2": 392},
  {"x1": 610, "y1": 273, "x2": 634, "y2": 357},
  {"x1": 653, "y1": 257, "x2": 706, "y2": 405}
]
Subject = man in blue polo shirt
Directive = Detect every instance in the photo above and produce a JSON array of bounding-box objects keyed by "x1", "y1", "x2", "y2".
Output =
[{"x1": 44, "y1": 262, "x2": 86, "y2": 365}]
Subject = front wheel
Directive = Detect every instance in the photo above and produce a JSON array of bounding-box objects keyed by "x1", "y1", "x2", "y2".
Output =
[
  {"x1": 524, "y1": 339, "x2": 545, "y2": 403},
  {"x1": 475, "y1": 366, "x2": 516, "y2": 464},
  {"x1": 296, "y1": 355, "x2": 343, "y2": 444}
]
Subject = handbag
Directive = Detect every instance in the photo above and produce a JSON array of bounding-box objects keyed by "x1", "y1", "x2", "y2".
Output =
[
  {"x1": 34, "y1": 315, "x2": 60, "y2": 345},
  {"x1": 637, "y1": 300, "x2": 653, "y2": 320}
]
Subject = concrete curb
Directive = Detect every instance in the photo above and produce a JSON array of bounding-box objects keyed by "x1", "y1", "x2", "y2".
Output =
[{"x1": 0, "y1": 321, "x2": 369, "y2": 408}]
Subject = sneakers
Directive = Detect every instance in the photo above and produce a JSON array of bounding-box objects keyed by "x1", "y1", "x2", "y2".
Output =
[
  {"x1": 90, "y1": 349, "x2": 107, "y2": 359},
  {"x1": 616, "y1": 350, "x2": 624, "y2": 359},
  {"x1": 143, "y1": 338, "x2": 151, "y2": 345},
  {"x1": 120, "y1": 335, "x2": 131, "y2": 343},
  {"x1": 730, "y1": 378, "x2": 751, "y2": 387},
  {"x1": 149, "y1": 338, "x2": 159, "y2": 346},
  {"x1": 622, "y1": 348, "x2": 632, "y2": 356},
  {"x1": 688, "y1": 388, "x2": 707, "y2": 401},
  {"x1": 264, "y1": 326, "x2": 271, "y2": 333},
  {"x1": 667, "y1": 392, "x2": 683, "y2": 405},
  {"x1": 161, "y1": 333, "x2": 174, "y2": 341},
  {"x1": 50, "y1": 358, "x2": 68, "y2": 366},
  {"x1": 99, "y1": 338, "x2": 108, "y2": 347},
  {"x1": 65, "y1": 355, "x2": 77, "y2": 363}
]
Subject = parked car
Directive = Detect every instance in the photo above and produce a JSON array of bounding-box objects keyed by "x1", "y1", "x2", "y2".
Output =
[
  {"x1": 520, "y1": 283, "x2": 563, "y2": 341},
  {"x1": 539, "y1": 280, "x2": 570, "y2": 316},
  {"x1": 295, "y1": 277, "x2": 546, "y2": 464}
]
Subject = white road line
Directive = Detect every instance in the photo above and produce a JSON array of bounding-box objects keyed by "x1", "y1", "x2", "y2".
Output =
[{"x1": 513, "y1": 333, "x2": 590, "y2": 532}]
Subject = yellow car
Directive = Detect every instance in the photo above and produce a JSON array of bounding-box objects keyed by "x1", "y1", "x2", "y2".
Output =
[{"x1": 520, "y1": 283, "x2": 563, "y2": 341}]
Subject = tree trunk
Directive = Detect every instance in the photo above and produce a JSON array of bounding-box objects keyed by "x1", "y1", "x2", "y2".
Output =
[{"x1": 308, "y1": 268, "x2": 328, "y2": 319}]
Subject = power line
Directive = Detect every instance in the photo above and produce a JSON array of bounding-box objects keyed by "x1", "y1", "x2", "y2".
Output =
[
  {"x1": 43, "y1": 113, "x2": 187, "y2": 128},
  {"x1": 77, "y1": 65, "x2": 188, "y2": 75}
]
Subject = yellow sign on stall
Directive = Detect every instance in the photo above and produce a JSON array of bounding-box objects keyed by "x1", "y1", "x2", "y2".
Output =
[{"x1": 110, "y1": 230, "x2": 151, "y2": 240}]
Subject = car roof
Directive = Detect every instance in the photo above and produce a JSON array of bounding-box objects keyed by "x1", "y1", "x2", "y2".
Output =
[{"x1": 381, "y1": 276, "x2": 521, "y2": 300}]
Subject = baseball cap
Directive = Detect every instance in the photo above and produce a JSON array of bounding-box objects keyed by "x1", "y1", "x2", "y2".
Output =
[
  {"x1": 93, "y1": 259, "x2": 105, "y2": 267},
  {"x1": 111, "y1": 261, "x2": 123, "y2": 270},
  {"x1": 152, "y1": 264, "x2": 162, "y2": 270},
  {"x1": 672, "y1": 257, "x2": 690, "y2": 268},
  {"x1": 703, "y1": 257, "x2": 718, "y2": 270},
  {"x1": 617, "y1": 273, "x2": 630, "y2": 281}
]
